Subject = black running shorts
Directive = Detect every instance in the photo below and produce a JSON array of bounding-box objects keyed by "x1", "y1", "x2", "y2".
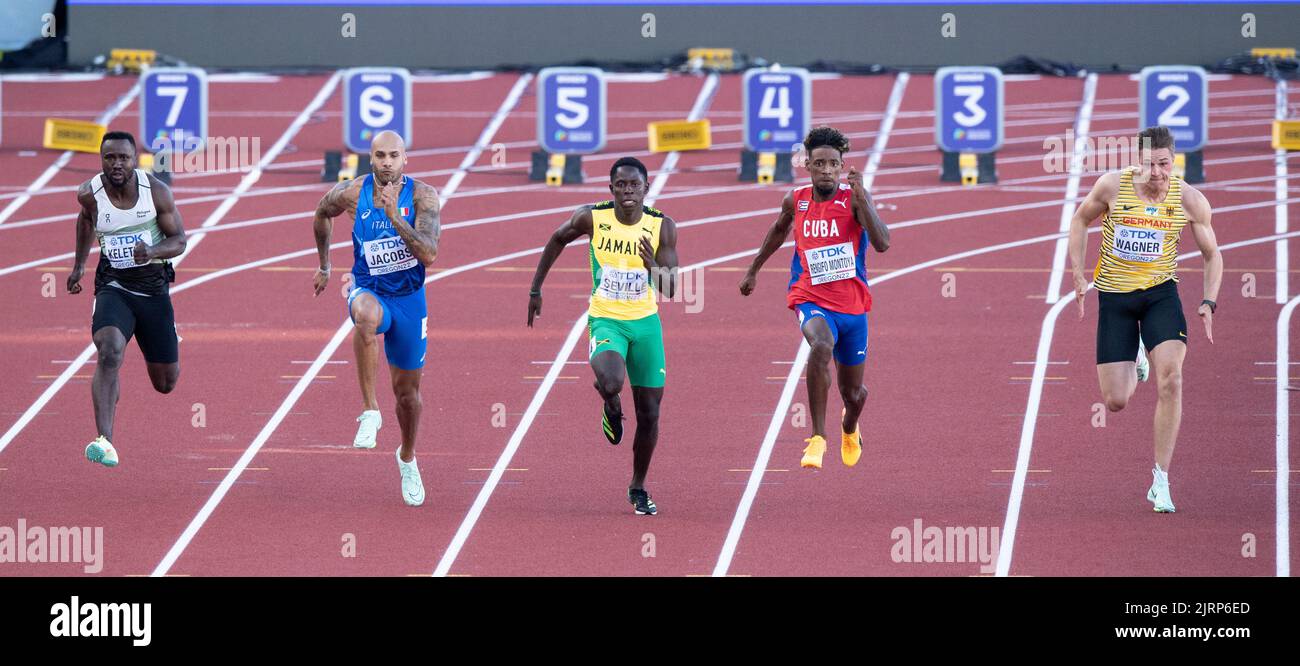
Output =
[
  {"x1": 91, "y1": 287, "x2": 179, "y2": 364},
  {"x1": 1095, "y1": 279, "x2": 1187, "y2": 365}
]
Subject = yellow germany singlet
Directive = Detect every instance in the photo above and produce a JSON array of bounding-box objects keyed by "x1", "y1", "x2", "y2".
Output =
[
  {"x1": 588, "y1": 201, "x2": 663, "y2": 320},
  {"x1": 1094, "y1": 167, "x2": 1187, "y2": 293}
]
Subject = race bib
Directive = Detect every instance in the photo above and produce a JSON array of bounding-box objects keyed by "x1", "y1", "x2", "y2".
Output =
[
  {"x1": 1111, "y1": 224, "x2": 1166, "y2": 263},
  {"x1": 804, "y1": 241, "x2": 856, "y2": 285},
  {"x1": 363, "y1": 236, "x2": 417, "y2": 275},
  {"x1": 595, "y1": 266, "x2": 649, "y2": 301},
  {"x1": 101, "y1": 231, "x2": 150, "y2": 269}
]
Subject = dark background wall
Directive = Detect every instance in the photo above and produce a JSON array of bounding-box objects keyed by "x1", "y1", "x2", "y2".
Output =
[{"x1": 66, "y1": 3, "x2": 1300, "y2": 71}]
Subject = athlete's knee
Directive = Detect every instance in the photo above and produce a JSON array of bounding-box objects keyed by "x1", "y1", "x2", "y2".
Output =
[
  {"x1": 1103, "y1": 392, "x2": 1128, "y2": 412},
  {"x1": 351, "y1": 302, "x2": 382, "y2": 335},
  {"x1": 395, "y1": 386, "x2": 422, "y2": 413},
  {"x1": 94, "y1": 336, "x2": 125, "y2": 370},
  {"x1": 152, "y1": 370, "x2": 178, "y2": 394},
  {"x1": 839, "y1": 383, "x2": 867, "y2": 405},
  {"x1": 595, "y1": 374, "x2": 624, "y2": 398},
  {"x1": 809, "y1": 339, "x2": 834, "y2": 363},
  {"x1": 634, "y1": 397, "x2": 661, "y2": 424},
  {"x1": 1156, "y1": 367, "x2": 1182, "y2": 400}
]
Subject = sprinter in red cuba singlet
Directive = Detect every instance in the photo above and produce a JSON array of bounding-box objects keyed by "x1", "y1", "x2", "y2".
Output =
[{"x1": 740, "y1": 126, "x2": 891, "y2": 470}]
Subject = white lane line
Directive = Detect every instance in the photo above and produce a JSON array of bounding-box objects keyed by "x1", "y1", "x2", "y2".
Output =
[
  {"x1": 0, "y1": 74, "x2": 343, "y2": 458},
  {"x1": 996, "y1": 228, "x2": 1300, "y2": 577},
  {"x1": 1276, "y1": 79, "x2": 1290, "y2": 304},
  {"x1": 0, "y1": 80, "x2": 141, "y2": 226},
  {"x1": 1046, "y1": 73, "x2": 1098, "y2": 304},
  {"x1": 1276, "y1": 293, "x2": 1298, "y2": 577},
  {"x1": 440, "y1": 73, "x2": 533, "y2": 205},
  {"x1": 149, "y1": 75, "x2": 532, "y2": 577},
  {"x1": 430, "y1": 73, "x2": 719, "y2": 577},
  {"x1": 863, "y1": 72, "x2": 909, "y2": 191}
]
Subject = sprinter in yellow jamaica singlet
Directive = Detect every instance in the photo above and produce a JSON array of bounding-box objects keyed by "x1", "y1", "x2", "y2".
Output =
[
  {"x1": 527, "y1": 157, "x2": 679, "y2": 516},
  {"x1": 1066, "y1": 125, "x2": 1223, "y2": 514}
]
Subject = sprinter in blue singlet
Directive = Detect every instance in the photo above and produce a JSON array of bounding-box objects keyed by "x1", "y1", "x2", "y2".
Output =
[{"x1": 311, "y1": 130, "x2": 442, "y2": 507}]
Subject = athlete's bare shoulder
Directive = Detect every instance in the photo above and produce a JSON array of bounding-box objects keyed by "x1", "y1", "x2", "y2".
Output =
[
  {"x1": 1179, "y1": 181, "x2": 1212, "y2": 222},
  {"x1": 76, "y1": 178, "x2": 97, "y2": 209}
]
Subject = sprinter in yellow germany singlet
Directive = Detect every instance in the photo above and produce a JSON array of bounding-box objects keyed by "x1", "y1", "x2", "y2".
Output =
[
  {"x1": 527, "y1": 157, "x2": 679, "y2": 516},
  {"x1": 1067, "y1": 125, "x2": 1223, "y2": 513}
]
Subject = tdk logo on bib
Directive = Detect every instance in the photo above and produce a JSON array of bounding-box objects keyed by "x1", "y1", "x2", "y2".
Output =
[
  {"x1": 807, "y1": 245, "x2": 848, "y2": 261},
  {"x1": 363, "y1": 236, "x2": 416, "y2": 275}
]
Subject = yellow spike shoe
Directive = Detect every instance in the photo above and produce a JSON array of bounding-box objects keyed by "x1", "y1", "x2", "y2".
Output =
[
  {"x1": 841, "y1": 421, "x2": 862, "y2": 467},
  {"x1": 801, "y1": 435, "x2": 826, "y2": 469}
]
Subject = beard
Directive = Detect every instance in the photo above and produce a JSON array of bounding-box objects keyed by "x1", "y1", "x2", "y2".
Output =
[{"x1": 814, "y1": 182, "x2": 836, "y2": 198}]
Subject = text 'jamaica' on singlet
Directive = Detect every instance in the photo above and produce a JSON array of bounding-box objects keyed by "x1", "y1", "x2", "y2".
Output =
[{"x1": 587, "y1": 201, "x2": 663, "y2": 320}]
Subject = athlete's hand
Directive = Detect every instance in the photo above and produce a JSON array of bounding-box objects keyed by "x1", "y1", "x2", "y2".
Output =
[
  {"x1": 1197, "y1": 303, "x2": 1214, "y2": 344},
  {"x1": 313, "y1": 266, "x2": 330, "y2": 297},
  {"x1": 638, "y1": 235, "x2": 657, "y2": 270},
  {"x1": 133, "y1": 240, "x2": 153, "y2": 265},
  {"x1": 739, "y1": 271, "x2": 757, "y2": 296},
  {"x1": 847, "y1": 166, "x2": 863, "y2": 191},
  {"x1": 377, "y1": 181, "x2": 400, "y2": 221},
  {"x1": 527, "y1": 292, "x2": 542, "y2": 328},
  {"x1": 1073, "y1": 271, "x2": 1088, "y2": 320},
  {"x1": 67, "y1": 265, "x2": 84, "y2": 295}
]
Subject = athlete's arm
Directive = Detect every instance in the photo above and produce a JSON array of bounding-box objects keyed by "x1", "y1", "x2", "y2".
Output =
[
  {"x1": 383, "y1": 179, "x2": 440, "y2": 266},
  {"x1": 68, "y1": 182, "x2": 96, "y2": 295},
  {"x1": 528, "y1": 205, "x2": 593, "y2": 327},
  {"x1": 847, "y1": 166, "x2": 890, "y2": 252},
  {"x1": 142, "y1": 174, "x2": 188, "y2": 263},
  {"x1": 1068, "y1": 172, "x2": 1119, "y2": 320},
  {"x1": 1183, "y1": 184, "x2": 1221, "y2": 343},
  {"x1": 311, "y1": 178, "x2": 361, "y2": 296},
  {"x1": 642, "y1": 215, "x2": 679, "y2": 299},
  {"x1": 739, "y1": 191, "x2": 796, "y2": 296}
]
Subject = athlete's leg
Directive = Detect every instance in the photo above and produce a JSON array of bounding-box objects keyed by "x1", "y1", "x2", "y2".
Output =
[
  {"x1": 591, "y1": 350, "x2": 627, "y2": 415},
  {"x1": 801, "y1": 316, "x2": 836, "y2": 438},
  {"x1": 389, "y1": 366, "x2": 422, "y2": 463},
  {"x1": 91, "y1": 326, "x2": 127, "y2": 441},
  {"x1": 1148, "y1": 340, "x2": 1185, "y2": 472},
  {"x1": 145, "y1": 363, "x2": 180, "y2": 394},
  {"x1": 349, "y1": 291, "x2": 387, "y2": 411},
  {"x1": 90, "y1": 289, "x2": 136, "y2": 442},
  {"x1": 836, "y1": 361, "x2": 867, "y2": 431},
  {"x1": 134, "y1": 292, "x2": 180, "y2": 394},
  {"x1": 1096, "y1": 290, "x2": 1141, "y2": 412},
  {"x1": 629, "y1": 385, "x2": 662, "y2": 490}
]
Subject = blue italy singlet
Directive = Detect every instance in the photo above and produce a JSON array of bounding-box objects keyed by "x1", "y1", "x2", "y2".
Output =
[{"x1": 351, "y1": 174, "x2": 423, "y2": 297}]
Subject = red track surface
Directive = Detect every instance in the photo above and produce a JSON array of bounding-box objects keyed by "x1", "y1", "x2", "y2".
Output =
[{"x1": 0, "y1": 71, "x2": 1294, "y2": 577}]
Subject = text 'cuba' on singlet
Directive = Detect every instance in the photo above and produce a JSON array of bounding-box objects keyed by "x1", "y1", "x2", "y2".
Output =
[{"x1": 787, "y1": 183, "x2": 872, "y2": 314}]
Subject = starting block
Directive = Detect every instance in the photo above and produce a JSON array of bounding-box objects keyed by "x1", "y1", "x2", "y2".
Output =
[
  {"x1": 738, "y1": 150, "x2": 792, "y2": 183},
  {"x1": 106, "y1": 48, "x2": 157, "y2": 74},
  {"x1": 321, "y1": 151, "x2": 370, "y2": 182},
  {"x1": 43, "y1": 118, "x2": 105, "y2": 153},
  {"x1": 1273, "y1": 119, "x2": 1300, "y2": 151},
  {"x1": 528, "y1": 151, "x2": 584, "y2": 185},
  {"x1": 940, "y1": 150, "x2": 997, "y2": 184}
]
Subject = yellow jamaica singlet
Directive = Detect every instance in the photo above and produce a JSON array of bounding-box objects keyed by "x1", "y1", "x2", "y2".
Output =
[
  {"x1": 587, "y1": 201, "x2": 663, "y2": 320},
  {"x1": 1094, "y1": 166, "x2": 1188, "y2": 293}
]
